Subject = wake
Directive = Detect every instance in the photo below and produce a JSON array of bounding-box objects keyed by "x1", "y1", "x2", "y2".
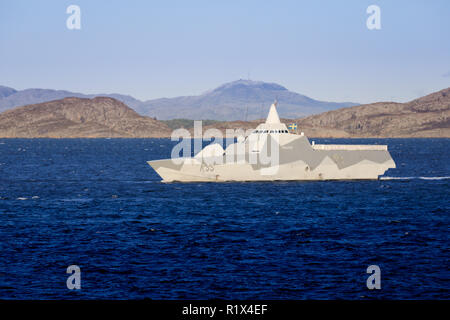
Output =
[{"x1": 380, "y1": 176, "x2": 450, "y2": 181}]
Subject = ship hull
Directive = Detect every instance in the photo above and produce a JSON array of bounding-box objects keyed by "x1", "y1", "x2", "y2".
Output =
[{"x1": 148, "y1": 160, "x2": 395, "y2": 182}]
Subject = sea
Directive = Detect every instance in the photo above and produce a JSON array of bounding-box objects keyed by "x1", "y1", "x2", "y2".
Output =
[{"x1": 0, "y1": 138, "x2": 448, "y2": 299}]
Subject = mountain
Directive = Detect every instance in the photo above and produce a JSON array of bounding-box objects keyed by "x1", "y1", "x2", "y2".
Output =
[
  {"x1": 198, "y1": 87, "x2": 449, "y2": 138},
  {"x1": 294, "y1": 87, "x2": 450, "y2": 137},
  {"x1": 0, "y1": 88, "x2": 143, "y2": 113},
  {"x1": 0, "y1": 81, "x2": 356, "y2": 120},
  {"x1": 0, "y1": 87, "x2": 447, "y2": 138},
  {"x1": 2, "y1": 82, "x2": 447, "y2": 135},
  {"x1": 0, "y1": 97, "x2": 171, "y2": 138},
  {"x1": 0, "y1": 86, "x2": 17, "y2": 99},
  {"x1": 137, "y1": 80, "x2": 357, "y2": 120}
]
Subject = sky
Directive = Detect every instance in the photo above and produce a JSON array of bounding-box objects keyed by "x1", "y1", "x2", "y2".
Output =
[{"x1": 0, "y1": 0, "x2": 449, "y2": 104}]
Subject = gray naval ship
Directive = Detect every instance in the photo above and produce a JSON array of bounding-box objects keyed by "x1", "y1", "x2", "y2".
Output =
[{"x1": 148, "y1": 103, "x2": 396, "y2": 182}]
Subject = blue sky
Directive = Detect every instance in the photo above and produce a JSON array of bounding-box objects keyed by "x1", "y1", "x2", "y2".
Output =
[{"x1": 1, "y1": 0, "x2": 449, "y2": 103}]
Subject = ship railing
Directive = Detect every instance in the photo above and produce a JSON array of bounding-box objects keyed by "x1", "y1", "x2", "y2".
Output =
[{"x1": 312, "y1": 144, "x2": 388, "y2": 151}]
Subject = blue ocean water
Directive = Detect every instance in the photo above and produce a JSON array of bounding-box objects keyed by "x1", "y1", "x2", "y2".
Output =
[{"x1": 0, "y1": 138, "x2": 448, "y2": 299}]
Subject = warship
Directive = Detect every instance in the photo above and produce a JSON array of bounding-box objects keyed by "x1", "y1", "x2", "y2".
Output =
[{"x1": 148, "y1": 103, "x2": 396, "y2": 182}]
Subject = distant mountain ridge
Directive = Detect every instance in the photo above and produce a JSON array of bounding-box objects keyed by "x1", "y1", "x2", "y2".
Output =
[
  {"x1": 0, "y1": 86, "x2": 142, "y2": 113},
  {"x1": 0, "y1": 80, "x2": 357, "y2": 120},
  {"x1": 0, "y1": 85, "x2": 17, "y2": 98},
  {"x1": 136, "y1": 80, "x2": 357, "y2": 120}
]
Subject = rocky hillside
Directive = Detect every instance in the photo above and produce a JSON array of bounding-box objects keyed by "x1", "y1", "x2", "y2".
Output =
[
  {"x1": 295, "y1": 87, "x2": 450, "y2": 138},
  {"x1": 0, "y1": 97, "x2": 171, "y2": 138}
]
